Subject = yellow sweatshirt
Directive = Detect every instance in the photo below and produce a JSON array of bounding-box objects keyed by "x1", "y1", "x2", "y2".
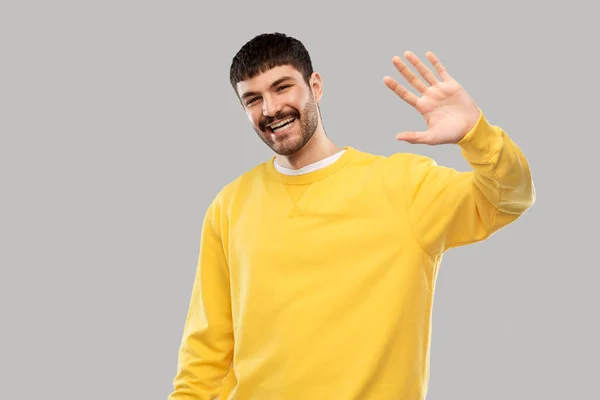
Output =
[{"x1": 169, "y1": 110, "x2": 535, "y2": 400}]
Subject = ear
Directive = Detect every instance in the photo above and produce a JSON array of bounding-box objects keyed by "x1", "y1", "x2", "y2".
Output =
[{"x1": 310, "y1": 72, "x2": 323, "y2": 102}]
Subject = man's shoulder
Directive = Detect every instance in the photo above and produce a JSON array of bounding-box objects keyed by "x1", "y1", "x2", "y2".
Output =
[
  {"x1": 209, "y1": 159, "x2": 271, "y2": 204},
  {"x1": 351, "y1": 146, "x2": 436, "y2": 171}
]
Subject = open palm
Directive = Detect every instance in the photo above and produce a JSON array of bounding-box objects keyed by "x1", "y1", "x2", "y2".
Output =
[{"x1": 383, "y1": 51, "x2": 481, "y2": 145}]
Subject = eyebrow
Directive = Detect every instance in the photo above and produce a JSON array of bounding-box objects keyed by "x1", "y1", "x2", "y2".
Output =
[{"x1": 240, "y1": 76, "x2": 296, "y2": 101}]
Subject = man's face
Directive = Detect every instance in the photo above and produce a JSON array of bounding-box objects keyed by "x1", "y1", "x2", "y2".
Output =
[{"x1": 236, "y1": 65, "x2": 320, "y2": 156}]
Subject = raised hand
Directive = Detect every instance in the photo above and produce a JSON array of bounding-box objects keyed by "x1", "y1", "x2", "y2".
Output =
[{"x1": 383, "y1": 51, "x2": 481, "y2": 145}]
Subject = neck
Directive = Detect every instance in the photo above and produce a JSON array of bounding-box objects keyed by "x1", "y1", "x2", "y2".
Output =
[{"x1": 275, "y1": 128, "x2": 342, "y2": 170}]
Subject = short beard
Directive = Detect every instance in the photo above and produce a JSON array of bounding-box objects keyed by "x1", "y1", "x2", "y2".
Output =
[{"x1": 256, "y1": 93, "x2": 319, "y2": 156}]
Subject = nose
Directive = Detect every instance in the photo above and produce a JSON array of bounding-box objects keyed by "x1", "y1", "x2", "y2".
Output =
[{"x1": 262, "y1": 94, "x2": 282, "y2": 117}]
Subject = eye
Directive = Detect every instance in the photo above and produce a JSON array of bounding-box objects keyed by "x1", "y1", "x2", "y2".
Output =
[{"x1": 277, "y1": 85, "x2": 291, "y2": 91}]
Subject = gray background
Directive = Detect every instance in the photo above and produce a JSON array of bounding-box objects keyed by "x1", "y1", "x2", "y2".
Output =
[{"x1": 1, "y1": 1, "x2": 598, "y2": 399}]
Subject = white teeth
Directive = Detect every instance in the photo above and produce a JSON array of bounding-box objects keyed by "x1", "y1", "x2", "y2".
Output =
[
  {"x1": 270, "y1": 117, "x2": 294, "y2": 129},
  {"x1": 272, "y1": 119, "x2": 295, "y2": 133}
]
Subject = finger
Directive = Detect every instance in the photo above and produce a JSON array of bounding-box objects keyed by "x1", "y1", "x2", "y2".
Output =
[
  {"x1": 425, "y1": 51, "x2": 452, "y2": 81},
  {"x1": 395, "y1": 130, "x2": 432, "y2": 144},
  {"x1": 404, "y1": 51, "x2": 439, "y2": 86},
  {"x1": 391, "y1": 56, "x2": 428, "y2": 94},
  {"x1": 383, "y1": 76, "x2": 419, "y2": 108}
]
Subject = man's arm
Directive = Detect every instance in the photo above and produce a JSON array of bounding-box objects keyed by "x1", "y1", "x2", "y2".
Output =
[
  {"x1": 382, "y1": 51, "x2": 534, "y2": 255},
  {"x1": 169, "y1": 197, "x2": 234, "y2": 400},
  {"x1": 401, "y1": 109, "x2": 535, "y2": 256}
]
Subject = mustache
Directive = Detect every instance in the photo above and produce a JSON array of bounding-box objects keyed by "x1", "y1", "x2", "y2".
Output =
[{"x1": 260, "y1": 110, "x2": 299, "y2": 130}]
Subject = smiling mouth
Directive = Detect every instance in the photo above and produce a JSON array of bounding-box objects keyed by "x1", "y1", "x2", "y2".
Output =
[{"x1": 267, "y1": 117, "x2": 296, "y2": 133}]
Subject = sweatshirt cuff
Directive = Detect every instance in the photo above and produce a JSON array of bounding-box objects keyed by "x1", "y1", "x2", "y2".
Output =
[{"x1": 457, "y1": 108, "x2": 502, "y2": 163}]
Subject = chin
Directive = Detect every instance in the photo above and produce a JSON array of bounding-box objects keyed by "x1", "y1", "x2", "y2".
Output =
[
  {"x1": 258, "y1": 122, "x2": 316, "y2": 156},
  {"x1": 272, "y1": 143, "x2": 301, "y2": 156},
  {"x1": 273, "y1": 138, "x2": 311, "y2": 156}
]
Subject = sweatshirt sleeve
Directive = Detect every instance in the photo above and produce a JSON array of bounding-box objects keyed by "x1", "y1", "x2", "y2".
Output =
[
  {"x1": 402, "y1": 109, "x2": 535, "y2": 256},
  {"x1": 169, "y1": 197, "x2": 234, "y2": 400}
]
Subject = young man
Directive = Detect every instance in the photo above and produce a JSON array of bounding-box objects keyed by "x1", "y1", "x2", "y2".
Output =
[{"x1": 168, "y1": 32, "x2": 535, "y2": 399}]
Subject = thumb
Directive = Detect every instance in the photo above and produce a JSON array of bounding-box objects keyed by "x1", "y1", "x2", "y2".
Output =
[{"x1": 395, "y1": 130, "x2": 430, "y2": 144}]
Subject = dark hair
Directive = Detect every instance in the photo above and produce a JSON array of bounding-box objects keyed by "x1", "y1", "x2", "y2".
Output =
[{"x1": 229, "y1": 32, "x2": 314, "y2": 92}]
